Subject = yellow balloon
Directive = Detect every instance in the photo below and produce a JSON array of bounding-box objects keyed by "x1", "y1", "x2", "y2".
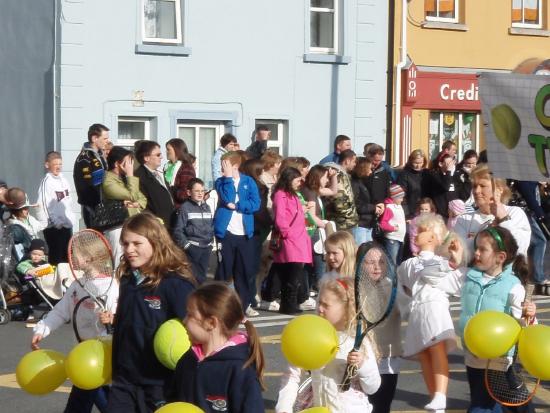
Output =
[
  {"x1": 300, "y1": 408, "x2": 331, "y2": 413},
  {"x1": 518, "y1": 324, "x2": 550, "y2": 380},
  {"x1": 66, "y1": 339, "x2": 112, "y2": 390},
  {"x1": 154, "y1": 319, "x2": 191, "y2": 370},
  {"x1": 281, "y1": 314, "x2": 338, "y2": 370},
  {"x1": 155, "y1": 402, "x2": 205, "y2": 412},
  {"x1": 464, "y1": 311, "x2": 521, "y2": 359},
  {"x1": 16, "y1": 349, "x2": 66, "y2": 395}
]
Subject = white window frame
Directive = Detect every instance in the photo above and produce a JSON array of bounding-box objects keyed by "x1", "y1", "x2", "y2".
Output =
[
  {"x1": 142, "y1": 0, "x2": 182, "y2": 44},
  {"x1": 511, "y1": 0, "x2": 543, "y2": 29},
  {"x1": 177, "y1": 122, "x2": 225, "y2": 184},
  {"x1": 117, "y1": 116, "x2": 152, "y2": 147},
  {"x1": 309, "y1": 1, "x2": 339, "y2": 54},
  {"x1": 430, "y1": 112, "x2": 480, "y2": 161},
  {"x1": 425, "y1": 0, "x2": 459, "y2": 23},
  {"x1": 255, "y1": 119, "x2": 288, "y2": 156}
]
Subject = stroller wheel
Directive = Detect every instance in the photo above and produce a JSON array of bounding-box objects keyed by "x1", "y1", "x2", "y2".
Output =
[{"x1": 0, "y1": 308, "x2": 11, "y2": 325}]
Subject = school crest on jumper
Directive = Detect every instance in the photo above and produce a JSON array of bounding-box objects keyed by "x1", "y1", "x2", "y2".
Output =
[
  {"x1": 143, "y1": 296, "x2": 161, "y2": 310},
  {"x1": 206, "y1": 395, "x2": 228, "y2": 411}
]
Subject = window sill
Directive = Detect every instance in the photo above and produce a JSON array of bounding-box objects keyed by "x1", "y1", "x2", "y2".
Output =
[
  {"x1": 303, "y1": 54, "x2": 351, "y2": 65},
  {"x1": 421, "y1": 21, "x2": 468, "y2": 31},
  {"x1": 509, "y1": 27, "x2": 550, "y2": 37},
  {"x1": 135, "y1": 44, "x2": 192, "y2": 56}
]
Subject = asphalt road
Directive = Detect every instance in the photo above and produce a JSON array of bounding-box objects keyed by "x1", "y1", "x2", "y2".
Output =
[{"x1": 2, "y1": 294, "x2": 550, "y2": 412}]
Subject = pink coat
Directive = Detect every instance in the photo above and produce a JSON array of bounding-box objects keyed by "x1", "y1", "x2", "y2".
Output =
[{"x1": 272, "y1": 190, "x2": 312, "y2": 264}]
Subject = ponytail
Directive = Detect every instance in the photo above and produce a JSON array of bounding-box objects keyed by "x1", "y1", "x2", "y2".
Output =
[
  {"x1": 512, "y1": 254, "x2": 530, "y2": 285},
  {"x1": 243, "y1": 319, "x2": 266, "y2": 390}
]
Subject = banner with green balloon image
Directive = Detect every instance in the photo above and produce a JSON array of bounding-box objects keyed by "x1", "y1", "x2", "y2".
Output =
[{"x1": 479, "y1": 72, "x2": 550, "y2": 181}]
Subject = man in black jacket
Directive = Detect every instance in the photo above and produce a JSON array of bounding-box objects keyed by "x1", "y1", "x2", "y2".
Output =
[
  {"x1": 245, "y1": 125, "x2": 270, "y2": 159},
  {"x1": 134, "y1": 141, "x2": 174, "y2": 227},
  {"x1": 364, "y1": 144, "x2": 391, "y2": 204},
  {"x1": 73, "y1": 124, "x2": 109, "y2": 227}
]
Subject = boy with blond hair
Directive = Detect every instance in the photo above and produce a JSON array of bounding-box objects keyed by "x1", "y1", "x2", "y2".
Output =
[{"x1": 37, "y1": 151, "x2": 75, "y2": 264}]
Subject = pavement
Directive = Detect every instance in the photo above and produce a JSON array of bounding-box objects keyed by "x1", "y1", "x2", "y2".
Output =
[{"x1": 2, "y1": 293, "x2": 550, "y2": 412}]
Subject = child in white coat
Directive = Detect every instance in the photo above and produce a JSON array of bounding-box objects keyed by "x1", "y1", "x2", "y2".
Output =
[
  {"x1": 397, "y1": 213, "x2": 465, "y2": 412},
  {"x1": 276, "y1": 275, "x2": 381, "y2": 413}
]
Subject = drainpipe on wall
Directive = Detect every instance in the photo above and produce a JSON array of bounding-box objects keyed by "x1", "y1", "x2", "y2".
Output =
[{"x1": 393, "y1": 0, "x2": 408, "y2": 166}]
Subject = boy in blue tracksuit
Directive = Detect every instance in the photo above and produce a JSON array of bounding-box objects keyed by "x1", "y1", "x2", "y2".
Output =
[
  {"x1": 173, "y1": 178, "x2": 214, "y2": 284},
  {"x1": 214, "y1": 152, "x2": 260, "y2": 315}
]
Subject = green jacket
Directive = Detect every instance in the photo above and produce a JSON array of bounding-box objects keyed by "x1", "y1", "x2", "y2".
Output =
[
  {"x1": 325, "y1": 169, "x2": 358, "y2": 230},
  {"x1": 101, "y1": 171, "x2": 147, "y2": 216}
]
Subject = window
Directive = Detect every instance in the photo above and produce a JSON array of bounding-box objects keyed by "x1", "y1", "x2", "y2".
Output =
[
  {"x1": 142, "y1": 0, "x2": 182, "y2": 44},
  {"x1": 428, "y1": 112, "x2": 479, "y2": 161},
  {"x1": 425, "y1": 0, "x2": 459, "y2": 23},
  {"x1": 117, "y1": 117, "x2": 155, "y2": 147},
  {"x1": 512, "y1": 0, "x2": 542, "y2": 28},
  {"x1": 177, "y1": 122, "x2": 225, "y2": 188},
  {"x1": 310, "y1": 0, "x2": 338, "y2": 53},
  {"x1": 255, "y1": 119, "x2": 289, "y2": 156}
]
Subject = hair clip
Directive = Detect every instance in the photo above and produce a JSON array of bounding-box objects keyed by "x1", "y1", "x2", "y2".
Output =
[{"x1": 336, "y1": 278, "x2": 349, "y2": 290}]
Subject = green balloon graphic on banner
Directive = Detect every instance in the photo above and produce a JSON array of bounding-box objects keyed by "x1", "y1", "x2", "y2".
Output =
[{"x1": 491, "y1": 104, "x2": 521, "y2": 149}]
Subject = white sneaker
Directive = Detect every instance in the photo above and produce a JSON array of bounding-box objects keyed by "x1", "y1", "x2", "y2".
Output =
[
  {"x1": 299, "y1": 297, "x2": 316, "y2": 311},
  {"x1": 245, "y1": 306, "x2": 260, "y2": 317},
  {"x1": 259, "y1": 300, "x2": 280, "y2": 312}
]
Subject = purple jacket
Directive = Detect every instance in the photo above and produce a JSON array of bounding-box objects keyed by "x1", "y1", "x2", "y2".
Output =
[{"x1": 272, "y1": 190, "x2": 312, "y2": 264}]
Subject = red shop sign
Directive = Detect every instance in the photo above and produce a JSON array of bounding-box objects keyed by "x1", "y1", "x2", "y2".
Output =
[{"x1": 403, "y1": 63, "x2": 481, "y2": 111}]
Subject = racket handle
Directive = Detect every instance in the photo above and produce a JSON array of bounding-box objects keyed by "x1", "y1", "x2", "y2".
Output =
[
  {"x1": 340, "y1": 363, "x2": 355, "y2": 392},
  {"x1": 105, "y1": 323, "x2": 114, "y2": 335}
]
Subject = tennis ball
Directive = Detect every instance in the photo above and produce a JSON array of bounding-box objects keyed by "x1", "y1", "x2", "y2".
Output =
[{"x1": 154, "y1": 319, "x2": 191, "y2": 370}]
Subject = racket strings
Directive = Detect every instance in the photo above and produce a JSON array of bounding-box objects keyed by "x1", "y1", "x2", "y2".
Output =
[
  {"x1": 486, "y1": 365, "x2": 538, "y2": 406},
  {"x1": 357, "y1": 266, "x2": 393, "y2": 324}
]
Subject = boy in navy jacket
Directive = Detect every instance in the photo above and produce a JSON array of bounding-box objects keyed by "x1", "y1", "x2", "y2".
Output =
[
  {"x1": 213, "y1": 152, "x2": 260, "y2": 315},
  {"x1": 173, "y1": 178, "x2": 214, "y2": 284}
]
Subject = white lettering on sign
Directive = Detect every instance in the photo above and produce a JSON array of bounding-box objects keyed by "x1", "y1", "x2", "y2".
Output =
[{"x1": 440, "y1": 83, "x2": 479, "y2": 102}]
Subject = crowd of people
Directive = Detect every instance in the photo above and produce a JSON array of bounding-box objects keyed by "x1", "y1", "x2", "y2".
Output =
[{"x1": 1, "y1": 122, "x2": 549, "y2": 412}]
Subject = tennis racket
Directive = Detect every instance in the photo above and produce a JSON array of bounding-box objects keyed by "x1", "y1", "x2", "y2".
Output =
[
  {"x1": 485, "y1": 283, "x2": 540, "y2": 406},
  {"x1": 68, "y1": 229, "x2": 115, "y2": 335},
  {"x1": 293, "y1": 376, "x2": 313, "y2": 412},
  {"x1": 340, "y1": 242, "x2": 398, "y2": 391}
]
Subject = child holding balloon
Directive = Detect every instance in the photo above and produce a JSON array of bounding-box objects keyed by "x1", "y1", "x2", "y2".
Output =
[
  {"x1": 168, "y1": 282, "x2": 265, "y2": 412},
  {"x1": 397, "y1": 213, "x2": 465, "y2": 412},
  {"x1": 106, "y1": 212, "x2": 196, "y2": 413},
  {"x1": 459, "y1": 226, "x2": 536, "y2": 413},
  {"x1": 276, "y1": 276, "x2": 381, "y2": 413},
  {"x1": 30, "y1": 249, "x2": 118, "y2": 413}
]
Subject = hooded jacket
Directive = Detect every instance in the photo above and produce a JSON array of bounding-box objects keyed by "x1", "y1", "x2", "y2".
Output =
[{"x1": 169, "y1": 335, "x2": 264, "y2": 413}]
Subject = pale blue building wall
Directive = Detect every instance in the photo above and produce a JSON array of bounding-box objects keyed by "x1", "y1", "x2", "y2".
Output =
[{"x1": 57, "y1": 0, "x2": 389, "y2": 220}]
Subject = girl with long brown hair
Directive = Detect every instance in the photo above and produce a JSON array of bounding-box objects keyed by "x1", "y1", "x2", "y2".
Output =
[{"x1": 107, "y1": 212, "x2": 196, "y2": 413}]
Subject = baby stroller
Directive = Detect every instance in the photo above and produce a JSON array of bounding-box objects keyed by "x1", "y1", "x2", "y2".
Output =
[{"x1": 0, "y1": 223, "x2": 71, "y2": 324}]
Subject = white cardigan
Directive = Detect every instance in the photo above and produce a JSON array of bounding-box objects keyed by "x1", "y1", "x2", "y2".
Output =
[{"x1": 276, "y1": 332, "x2": 380, "y2": 413}]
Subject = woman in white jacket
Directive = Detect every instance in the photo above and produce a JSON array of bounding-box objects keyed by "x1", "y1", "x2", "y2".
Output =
[
  {"x1": 276, "y1": 276, "x2": 380, "y2": 413},
  {"x1": 454, "y1": 164, "x2": 531, "y2": 256}
]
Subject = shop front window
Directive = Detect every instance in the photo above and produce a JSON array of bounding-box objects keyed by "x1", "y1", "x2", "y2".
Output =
[{"x1": 428, "y1": 112, "x2": 479, "y2": 160}]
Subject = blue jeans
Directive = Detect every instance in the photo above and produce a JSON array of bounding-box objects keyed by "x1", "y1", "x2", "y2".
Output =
[
  {"x1": 384, "y1": 239, "x2": 403, "y2": 266},
  {"x1": 466, "y1": 367, "x2": 503, "y2": 413},
  {"x1": 528, "y1": 214, "x2": 547, "y2": 284},
  {"x1": 65, "y1": 385, "x2": 109, "y2": 413},
  {"x1": 352, "y1": 226, "x2": 373, "y2": 246}
]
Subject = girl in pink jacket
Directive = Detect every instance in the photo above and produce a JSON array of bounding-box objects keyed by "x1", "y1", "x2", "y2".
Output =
[{"x1": 272, "y1": 167, "x2": 312, "y2": 314}]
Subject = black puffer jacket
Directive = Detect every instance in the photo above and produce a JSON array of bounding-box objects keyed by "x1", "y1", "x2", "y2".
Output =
[
  {"x1": 351, "y1": 176, "x2": 376, "y2": 228},
  {"x1": 365, "y1": 166, "x2": 391, "y2": 204},
  {"x1": 397, "y1": 166, "x2": 426, "y2": 219}
]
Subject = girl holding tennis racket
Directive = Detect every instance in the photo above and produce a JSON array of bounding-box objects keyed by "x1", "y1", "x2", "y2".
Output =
[
  {"x1": 31, "y1": 237, "x2": 119, "y2": 413},
  {"x1": 106, "y1": 212, "x2": 196, "y2": 413},
  {"x1": 398, "y1": 213, "x2": 466, "y2": 412},
  {"x1": 276, "y1": 276, "x2": 380, "y2": 413},
  {"x1": 459, "y1": 226, "x2": 536, "y2": 413}
]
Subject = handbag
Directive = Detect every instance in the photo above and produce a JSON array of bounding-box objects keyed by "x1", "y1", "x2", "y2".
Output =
[
  {"x1": 372, "y1": 216, "x2": 384, "y2": 241},
  {"x1": 91, "y1": 199, "x2": 128, "y2": 231},
  {"x1": 269, "y1": 201, "x2": 299, "y2": 252}
]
